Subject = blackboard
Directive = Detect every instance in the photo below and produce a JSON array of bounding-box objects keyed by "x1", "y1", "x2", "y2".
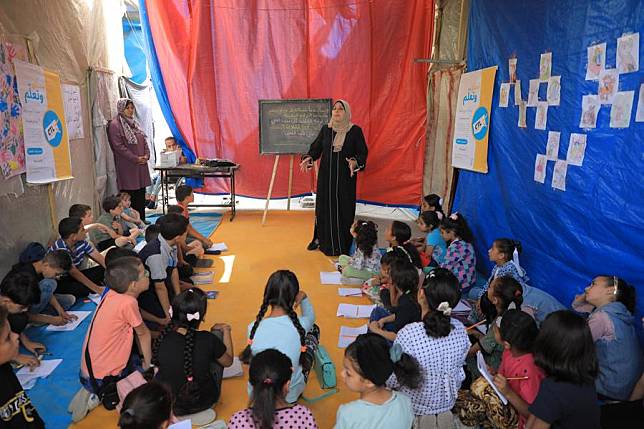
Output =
[{"x1": 259, "y1": 98, "x2": 332, "y2": 154}]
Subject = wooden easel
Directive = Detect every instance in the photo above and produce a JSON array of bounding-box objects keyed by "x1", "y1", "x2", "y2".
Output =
[{"x1": 262, "y1": 154, "x2": 295, "y2": 225}]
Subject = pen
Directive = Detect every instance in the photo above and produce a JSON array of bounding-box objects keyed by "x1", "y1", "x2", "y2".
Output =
[{"x1": 466, "y1": 320, "x2": 487, "y2": 331}]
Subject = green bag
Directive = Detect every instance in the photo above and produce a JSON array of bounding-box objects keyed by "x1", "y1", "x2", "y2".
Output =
[{"x1": 302, "y1": 345, "x2": 338, "y2": 403}]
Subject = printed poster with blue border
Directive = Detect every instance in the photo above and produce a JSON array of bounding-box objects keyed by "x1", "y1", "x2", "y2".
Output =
[
  {"x1": 13, "y1": 60, "x2": 73, "y2": 184},
  {"x1": 452, "y1": 66, "x2": 497, "y2": 173}
]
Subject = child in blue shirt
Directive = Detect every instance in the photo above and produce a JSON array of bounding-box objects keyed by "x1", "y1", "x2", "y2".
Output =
[
  {"x1": 417, "y1": 211, "x2": 447, "y2": 267},
  {"x1": 335, "y1": 333, "x2": 417, "y2": 429}
]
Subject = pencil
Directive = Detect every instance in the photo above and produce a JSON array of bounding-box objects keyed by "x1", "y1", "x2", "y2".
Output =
[
  {"x1": 466, "y1": 320, "x2": 487, "y2": 331},
  {"x1": 506, "y1": 376, "x2": 529, "y2": 380}
]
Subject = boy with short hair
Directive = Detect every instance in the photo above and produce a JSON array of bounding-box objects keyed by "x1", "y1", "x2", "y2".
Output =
[
  {"x1": 79, "y1": 257, "x2": 152, "y2": 393},
  {"x1": 138, "y1": 214, "x2": 189, "y2": 327},
  {"x1": 49, "y1": 217, "x2": 106, "y2": 297},
  {"x1": 0, "y1": 305, "x2": 45, "y2": 428},
  {"x1": 7, "y1": 243, "x2": 77, "y2": 326},
  {"x1": 175, "y1": 185, "x2": 213, "y2": 249},
  {"x1": 0, "y1": 271, "x2": 46, "y2": 369},
  {"x1": 90, "y1": 195, "x2": 140, "y2": 251},
  {"x1": 69, "y1": 203, "x2": 117, "y2": 240}
]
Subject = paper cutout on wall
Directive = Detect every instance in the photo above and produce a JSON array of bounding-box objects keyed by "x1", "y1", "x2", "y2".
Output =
[
  {"x1": 534, "y1": 154, "x2": 547, "y2": 184},
  {"x1": 509, "y1": 58, "x2": 517, "y2": 83},
  {"x1": 566, "y1": 133, "x2": 587, "y2": 166},
  {"x1": 527, "y1": 79, "x2": 540, "y2": 106},
  {"x1": 552, "y1": 160, "x2": 567, "y2": 191},
  {"x1": 616, "y1": 32, "x2": 639, "y2": 74},
  {"x1": 580, "y1": 94, "x2": 600, "y2": 128},
  {"x1": 514, "y1": 80, "x2": 522, "y2": 105},
  {"x1": 547, "y1": 76, "x2": 561, "y2": 106},
  {"x1": 636, "y1": 84, "x2": 644, "y2": 122},
  {"x1": 539, "y1": 52, "x2": 552, "y2": 82},
  {"x1": 518, "y1": 100, "x2": 527, "y2": 128},
  {"x1": 598, "y1": 69, "x2": 618, "y2": 104},
  {"x1": 610, "y1": 90, "x2": 634, "y2": 128},
  {"x1": 499, "y1": 83, "x2": 510, "y2": 107},
  {"x1": 535, "y1": 102, "x2": 548, "y2": 130},
  {"x1": 546, "y1": 131, "x2": 560, "y2": 160},
  {"x1": 586, "y1": 43, "x2": 606, "y2": 80}
]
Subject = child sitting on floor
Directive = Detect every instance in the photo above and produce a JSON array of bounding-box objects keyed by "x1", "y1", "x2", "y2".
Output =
[
  {"x1": 79, "y1": 257, "x2": 152, "y2": 394},
  {"x1": 90, "y1": 195, "x2": 140, "y2": 251},
  {"x1": 229, "y1": 349, "x2": 318, "y2": 429},
  {"x1": 415, "y1": 211, "x2": 447, "y2": 269},
  {"x1": 49, "y1": 217, "x2": 106, "y2": 297},
  {"x1": 456, "y1": 310, "x2": 544, "y2": 429},
  {"x1": 467, "y1": 276, "x2": 524, "y2": 378},
  {"x1": 527, "y1": 311, "x2": 600, "y2": 428},
  {"x1": 385, "y1": 220, "x2": 423, "y2": 269},
  {"x1": 439, "y1": 213, "x2": 477, "y2": 291},
  {"x1": 388, "y1": 268, "x2": 469, "y2": 427},
  {"x1": 335, "y1": 333, "x2": 418, "y2": 429},
  {"x1": 175, "y1": 185, "x2": 213, "y2": 249},
  {"x1": 421, "y1": 193, "x2": 445, "y2": 217},
  {"x1": 134, "y1": 224, "x2": 160, "y2": 253},
  {"x1": 167, "y1": 205, "x2": 205, "y2": 263},
  {"x1": 0, "y1": 305, "x2": 45, "y2": 428},
  {"x1": 118, "y1": 381, "x2": 173, "y2": 429},
  {"x1": 241, "y1": 270, "x2": 316, "y2": 403},
  {"x1": 0, "y1": 272, "x2": 46, "y2": 369},
  {"x1": 572, "y1": 276, "x2": 642, "y2": 402},
  {"x1": 69, "y1": 203, "x2": 118, "y2": 243},
  {"x1": 118, "y1": 192, "x2": 146, "y2": 229},
  {"x1": 368, "y1": 258, "x2": 421, "y2": 342},
  {"x1": 362, "y1": 247, "x2": 409, "y2": 305},
  {"x1": 7, "y1": 243, "x2": 76, "y2": 326},
  {"x1": 154, "y1": 288, "x2": 234, "y2": 420},
  {"x1": 338, "y1": 220, "x2": 381, "y2": 280}
]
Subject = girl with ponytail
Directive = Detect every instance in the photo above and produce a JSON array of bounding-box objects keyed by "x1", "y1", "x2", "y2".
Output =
[
  {"x1": 153, "y1": 288, "x2": 234, "y2": 419},
  {"x1": 385, "y1": 221, "x2": 423, "y2": 269},
  {"x1": 335, "y1": 333, "x2": 418, "y2": 428},
  {"x1": 439, "y1": 213, "x2": 477, "y2": 290},
  {"x1": 228, "y1": 349, "x2": 318, "y2": 428},
  {"x1": 118, "y1": 381, "x2": 172, "y2": 429},
  {"x1": 386, "y1": 268, "x2": 469, "y2": 426},
  {"x1": 240, "y1": 270, "x2": 316, "y2": 403}
]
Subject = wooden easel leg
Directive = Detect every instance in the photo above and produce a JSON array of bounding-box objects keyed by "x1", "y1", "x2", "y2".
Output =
[
  {"x1": 262, "y1": 155, "x2": 280, "y2": 225},
  {"x1": 287, "y1": 155, "x2": 294, "y2": 210},
  {"x1": 47, "y1": 183, "x2": 58, "y2": 236}
]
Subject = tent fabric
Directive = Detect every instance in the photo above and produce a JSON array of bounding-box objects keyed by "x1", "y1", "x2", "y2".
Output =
[
  {"x1": 454, "y1": 0, "x2": 643, "y2": 320},
  {"x1": 141, "y1": 0, "x2": 433, "y2": 205}
]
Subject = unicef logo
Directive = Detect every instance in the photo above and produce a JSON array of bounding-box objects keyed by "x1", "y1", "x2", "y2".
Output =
[
  {"x1": 43, "y1": 110, "x2": 63, "y2": 147},
  {"x1": 471, "y1": 107, "x2": 489, "y2": 141}
]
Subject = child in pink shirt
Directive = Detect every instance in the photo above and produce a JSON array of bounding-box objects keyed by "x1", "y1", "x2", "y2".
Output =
[{"x1": 80, "y1": 256, "x2": 152, "y2": 390}]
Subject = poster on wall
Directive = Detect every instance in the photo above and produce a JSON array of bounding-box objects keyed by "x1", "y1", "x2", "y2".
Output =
[
  {"x1": 451, "y1": 66, "x2": 498, "y2": 173},
  {"x1": 0, "y1": 43, "x2": 26, "y2": 178},
  {"x1": 62, "y1": 84, "x2": 84, "y2": 140},
  {"x1": 13, "y1": 60, "x2": 72, "y2": 184}
]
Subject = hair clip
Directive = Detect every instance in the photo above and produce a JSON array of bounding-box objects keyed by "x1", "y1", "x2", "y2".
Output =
[
  {"x1": 428, "y1": 271, "x2": 437, "y2": 278},
  {"x1": 123, "y1": 408, "x2": 135, "y2": 417},
  {"x1": 436, "y1": 212, "x2": 444, "y2": 220},
  {"x1": 437, "y1": 301, "x2": 452, "y2": 316},
  {"x1": 439, "y1": 197, "x2": 444, "y2": 206},
  {"x1": 186, "y1": 376, "x2": 193, "y2": 382},
  {"x1": 449, "y1": 212, "x2": 459, "y2": 220},
  {"x1": 186, "y1": 311, "x2": 200, "y2": 321},
  {"x1": 389, "y1": 343, "x2": 403, "y2": 363},
  {"x1": 508, "y1": 302, "x2": 517, "y2": 310},
  {"x1": 263, "y1": 378, "x2": 273, "y2": 384},
  {"x1": 300, "y1": 345, "x2": 307, "y2": 353}
]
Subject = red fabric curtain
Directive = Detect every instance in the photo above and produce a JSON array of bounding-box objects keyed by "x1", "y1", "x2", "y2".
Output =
[{"x1": 146, "y1": 0, "x2": 433, "y2": 205}]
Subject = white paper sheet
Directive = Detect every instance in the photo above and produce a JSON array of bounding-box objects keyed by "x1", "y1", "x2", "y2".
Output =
[
  {"x1": 499, "y1": 83, "x2": 510, "y2": 107},
  {"x1": 527, "y1": 79, "x2": 540, "y2": 107},
  {"x1": 566, "y1": 133, "x2": 587, "y2": 166},
  {"x1": 207, "y1": 243, "x2": 228, "y2": 252},
  {"x1": 534, "y1": 154, "x2": 547, "y2": 184},
  {"x1": 616, "y1": 32, "x2": 639, "y2": 74},
  {"x1": 452, "y1": 300, "x2": 472, "y2": 313},
  {"x1": 598, "y1": 69, "x2": 618, "y2": 104},
  {"x1": 580, "y1": 95, "x2": 600, "y2": 128},
  {"x1": 517, "y1": 100, "x2": 527, "y2": 128},
  {"x1": 168, "y1": 420, "x2": 192, "y2": 429},
  {"x1": 338, "y1": 324, "x2": 368, "y2": 348},
  {"x1": 338, "y1": 288, "x2": 362, "y2": 297},
  {"x1": 45, "y1": 311, "x2": 91, "y2": 331},
  {"x1": 547, "y1": 76, "x2": 561, "y2": 106},
  {"x1": 17, "y1": 359, "x2": 62, "y2": 387},
  {"x1": 552, "y1": 160, "x2": 568, "y2": 191},
  {"x1": 636, "y1": 84, "x2": 644, "y2": 122},
  {"x1": 336, "y1": 304, "x2": 375, "y2": 318},
  {"x1": 610, "y1": 90, "x2": 635, "y2": 128},
  {"x1": 223, "y1": 357, "x2": 243, "y2": 379},
  {"x1": 539, "y1": 52, "x2": 552, "y2": 82},
  {"x1": 514, "y1": 80, "x2": 522, "y2": 105},
  {"x1": 535, "y1": 102, "x2": 548, "y2": 130},
  {"x1": 586, "y1": 43, "x2": 606, "y2": 80},
  {"x1": 546, "y1": 131, "x2": 560, "y2": 161},
  {"x1": 321, "y1": 271, "x2": 343, "y2": 284},
  {"x1": 477, "y1": 351, "x2": 508, "y2": 405},
  {"x1": 508, "y1": 58, "x2": 517, "y2": 83},
  {"x1": 62, "y1": 84, "x2": 84, "y2": 140},
  {"x1": 88, "y1": 293, "x2": 101, "y2": 305}
]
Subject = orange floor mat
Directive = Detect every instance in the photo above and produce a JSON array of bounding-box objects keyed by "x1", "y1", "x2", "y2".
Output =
[{"x1": 71, "y1": 210, "x2": 366, "y2": 429}]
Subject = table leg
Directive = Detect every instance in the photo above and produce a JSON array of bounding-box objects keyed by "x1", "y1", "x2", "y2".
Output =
[{"x1": 230, "y1": 170, "x2": 236, "y2": 221}]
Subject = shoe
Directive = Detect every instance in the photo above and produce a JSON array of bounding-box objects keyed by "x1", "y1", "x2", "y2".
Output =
[
  {"x1": 177, "y1": 409, "x2": 216, "y2": 426},
  {"x1": 68, "y1": 387, "x2": 99, "y2": 422},
  {"x1": 306, "y1": 240, "x2": 319, "y2": 251}
]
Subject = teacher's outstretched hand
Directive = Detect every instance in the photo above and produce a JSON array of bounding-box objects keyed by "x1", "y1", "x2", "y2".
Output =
[{"x1": 299, "y1": 156, "x2": 313, "y2": 172}]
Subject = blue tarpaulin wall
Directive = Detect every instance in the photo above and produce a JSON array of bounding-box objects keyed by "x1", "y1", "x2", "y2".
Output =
[{"x1": 454, "y1": 0, "x2": 643, "y2": 325}]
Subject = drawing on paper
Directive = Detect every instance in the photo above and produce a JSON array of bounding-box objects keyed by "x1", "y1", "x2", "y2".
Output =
[
  {"x1": 534, "y1": 154, "x2": 547, "y2": 184},
  {"x1": 609, "y1": 90, "x2": 634, "y2": 128},
  {"x1": 636, "y1": 84, "x2": 644, "y2": 122},
  {"x1": 509, "y1": 58, "x2": 517, "y2": 83},
  {"x1": 514, "y1": 80, "x2": 522, "y2": 105},
  {"x1": 499, "y1": 83, "x2": 510, "y2": 107},
  {"x1": 586, "y1": 43, "x2": 606, "y2": 80},
  {"x1": 547, "y1": 76, "x2": 561, "y2": 106},
  {"x1": 552, "y1": 160, "x2": 567, "y2": 191},
  {"x1": 518, "y1": 100, "x2": 527, "y2": 128},
  {"x1": 580, "y1": 95, "x2": 600, "y2": 128},
  {"x1": 616, "y1": 33, "x2": 639, "y2": 74},
  {"x1": 546, "y1": 131, "x2": 560, "y2": 160},
  {"x1": 566, "y1": 133, "x2": 587, "y2": 167},
  {"x1": 598, "y1": 69, "x2": 618, "y2": 104},
  {"x1": 535, "y1": 102, "x2": 548, "y2": 130},
  {"x1": 539, "y1": 52, "x2": 552, "y2": 82},
  {"x1": 527, "y1": 79, "x2": 540, "y2": 107}
]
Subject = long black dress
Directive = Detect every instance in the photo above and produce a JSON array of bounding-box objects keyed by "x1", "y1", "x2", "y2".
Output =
[{"x1": 307, "y1": 124, "x2": 368, "y2": 256}]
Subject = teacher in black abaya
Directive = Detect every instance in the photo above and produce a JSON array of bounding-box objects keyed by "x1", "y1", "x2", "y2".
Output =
[{"x1": 300, "y1": 99, "x2": 368, "y2": 256}]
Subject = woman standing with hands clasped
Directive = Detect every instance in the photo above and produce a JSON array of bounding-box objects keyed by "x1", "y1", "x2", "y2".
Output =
[{"x1": 300, "y1": 100, "x2": 368, "y2": 256}]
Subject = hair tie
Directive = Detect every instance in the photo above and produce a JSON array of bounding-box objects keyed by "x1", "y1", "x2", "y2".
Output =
[
  {"x1": 437, "y1": 301, "x2": 452, "y2": 316},
  {"x1": 168, "y1": 307, "x2": 173, "y2": 318},
  {"x1": 123, "y1": 408, "x2": 135, "y2": 417},
  {"x1": 186, "y1": 311, "x2": 200, "y2": 322},
  {"x1": 439, "y1": 197, "x2": 444, "y2": 206},
  {"x1": 389, "y1": 343, "x2": 403, "y2": 363},
  {"x1": 436, "y1": 212, "x2": 444, "y2": 220},
  {"x1": 428, "y1": 270, "x2": 437, "y2": 278},
  {"x1": 511, "y1": 247, "x2": 525, "y2": 277},
  {"x1": 247, "y1": 339, "x2": 253, "y2": 345},
  {"x1": 263, "y1": 378, "x2": 273, "y2": 385},
  {"x1": 449, "y1": 212, "x2": 459, "y2": 220},
  {"x1": 300, "y1": 345, "x2": 307, "y2": 353}
]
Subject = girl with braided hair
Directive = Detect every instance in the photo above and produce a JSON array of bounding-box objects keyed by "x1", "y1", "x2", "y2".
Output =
[
  {"x1": 228, "y1": 349, "x2": 318, "y2": 428},
  {"x1": 439, "y1": 212, "x2": 477, "y2": 291},
  {"x1": 153, "y1": 288, "x2": 234, "y2": 420},
  {"x1": 337, "y1": 219, "x2": 381, "y2": 281},
  {"x1": 240, "y1": 270, "x2": 316, "y2": 403}
]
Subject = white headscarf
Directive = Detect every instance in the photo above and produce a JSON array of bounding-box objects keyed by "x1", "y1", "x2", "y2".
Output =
[{"x1": 327, "y1": 99, "x2": 354, "y2": 152}]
